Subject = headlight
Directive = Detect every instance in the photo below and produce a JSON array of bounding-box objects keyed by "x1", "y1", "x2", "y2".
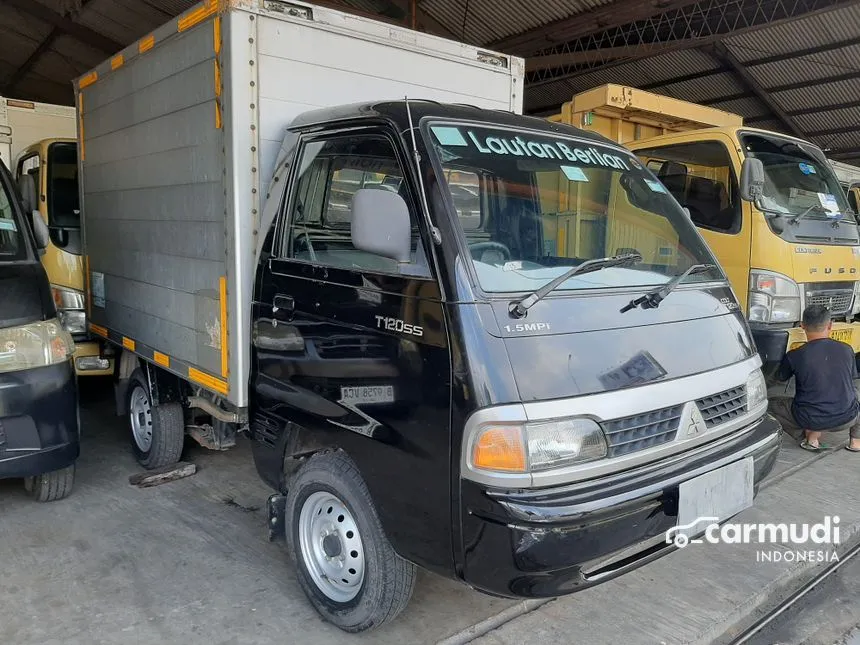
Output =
[
  {"x1": 748, "y1": 270, "x2": 801, "y2": 323},
  {"x1": 51, "y1": 285, "x2": 85, "y2": 310},
  {"x1": 470, "y1": 417, "x2": 608, "y2": 473},
  {"x1": 51, "y1": 285, "x2": 86, "y2": 334},
  {"x1": 0, "y1": 319, "x2": 75, "y2": 373},
  {"x1": 57, "y1": 310, "x2": 87, "y2": 335},
  {"x1": 745, "y1": 369, "x2": 768, "y2": 410}
]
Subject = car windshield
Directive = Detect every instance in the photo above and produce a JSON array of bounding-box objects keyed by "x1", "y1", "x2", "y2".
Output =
[
  {"x1": 0, "y1": 164, "x2": 26, "y2": 262},
  {"x1": 741, "y1": 132, "x2": 857, "y2": 224},
  {"x1": 425, "y1": 122, "x2": 722, "y2": 293}
]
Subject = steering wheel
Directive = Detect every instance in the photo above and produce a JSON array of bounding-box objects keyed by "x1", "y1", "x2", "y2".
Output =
[
  {"x1": 293, "y1": 230, "x2": 317, "y2": 262},
  {"x1": 469, "y1": 241, "x2": 511, "y2": 264}
]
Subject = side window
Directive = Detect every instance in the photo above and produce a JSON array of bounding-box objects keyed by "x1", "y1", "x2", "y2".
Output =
[
  {"x1": 443, "y1": 168, "x2": 481, "y2": 231},
  {"x1": 636, "y1": 141, "x2": 741, "y2": 234},
  {"x1": 16, "y1": 154, "x2": 40, "y2": 213},
  {"x1": 281, "y1": 133, "x2": 429, "y2": 277}
]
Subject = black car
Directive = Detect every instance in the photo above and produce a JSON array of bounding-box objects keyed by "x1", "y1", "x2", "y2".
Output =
[{"x1": 0, "y1": 156, "x2": 79, "y2": 501}]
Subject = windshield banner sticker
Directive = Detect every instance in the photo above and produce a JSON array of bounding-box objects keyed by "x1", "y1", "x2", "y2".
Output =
[
  {"x1": 561, "y1": 165, "x2": 589, "y2": 182},
  {"x1": 0, "y1": 219, "x2": 17, "y2": 232},
  {"x1": 431, "y1": 126, "x2": 469, "y2": 147},
  {"x1": 433, "y1": 126, "x2": 632, "y2": 170},
  {"x1": 799, "y1": 162, "x2": 817, "y2": 175}
]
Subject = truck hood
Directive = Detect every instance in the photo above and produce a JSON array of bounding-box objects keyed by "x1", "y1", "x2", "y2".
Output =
[
  {"x1": 0, "y1": 262, "x2": 54, "y2": 329},
  {"x1": 475, "y1": 284, "x2": 756, "y2": 402}
]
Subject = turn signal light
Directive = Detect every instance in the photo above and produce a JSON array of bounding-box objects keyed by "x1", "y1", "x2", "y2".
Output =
[{"x1": 472, "y1": 426, "x2": 527, "y2": 472}]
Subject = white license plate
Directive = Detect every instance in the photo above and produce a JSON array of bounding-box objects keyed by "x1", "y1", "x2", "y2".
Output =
[
  {"x1": 339, "y1": 385, "x2": 394, "y2": 405},
  {"x1": 676, "y1": 457, "x2": 754, "y2": 537}
]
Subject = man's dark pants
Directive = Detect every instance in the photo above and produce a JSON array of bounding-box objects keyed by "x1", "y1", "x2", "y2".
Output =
[{"x1": 769, "y1": 398, "x2": 860, "y2": 441}]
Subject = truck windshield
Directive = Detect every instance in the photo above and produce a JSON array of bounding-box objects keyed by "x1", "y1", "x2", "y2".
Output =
[
  {"x1": 426, "y1": 123, "x2": 722, "y2": 293},
  {"x1": 741, "y1": 132, "x2": 857, "y2": 224},
  {"x1": 0, "y1": 165, "x2": 26, "y2": 262}
]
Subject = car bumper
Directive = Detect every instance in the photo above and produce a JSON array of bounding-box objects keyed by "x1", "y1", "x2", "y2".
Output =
[
  {"x1": 458, "y1": 414, "x2": 781, "y2": 598},
  {"x1": 0, "y1": 361, "x2": 80, "y2": 479}
]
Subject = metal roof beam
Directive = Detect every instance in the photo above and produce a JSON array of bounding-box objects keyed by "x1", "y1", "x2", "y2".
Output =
[
  {"x1": 709, "y1": 43, "x2": 806, "y2": 138},
  {"x1": 808, "y1": 124, "x2": 858, "y2": 137},
  {"x1": 0, "y1": 0, "x2": 124, "y2": 54},
  {"x1": 2, "y1": 0, "x2": 98, "y2": 96},
  {"x1": 526, "y1": 43, "x2": 676, "y2": 72},
  {"x1": 487, "y1": 0, "x2": 701, "y2": 56},
  {"x1": 642, "y1": 34, "x2": 860, "y2": 90},
  {"x1": 700, "y1": 69, "x2": 860, "y2": 106}
]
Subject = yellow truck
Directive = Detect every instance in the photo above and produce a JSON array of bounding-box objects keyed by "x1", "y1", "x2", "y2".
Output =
[
  {"x1": 549, "y1": 84, "x2": 860, "y2": 377},
  {"x1": 1, "y1": 96, "x2": 112, "y2": 376}
]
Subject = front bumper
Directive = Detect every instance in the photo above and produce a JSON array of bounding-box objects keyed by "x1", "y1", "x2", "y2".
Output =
[
  {"x1": 0, "y1": 361, "x2": 80, "y2": 479},
  {"x1": 459, "y1": 414, "x2": 781, "y2": 598},
  {"x1": 753, "y1": 321, "x2": 860, "y2": 378}
]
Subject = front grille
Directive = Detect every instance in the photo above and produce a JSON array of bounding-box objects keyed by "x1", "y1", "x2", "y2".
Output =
[
  {"x1": 603, "y1": 405, "x2": 683, "y2": 457},
  {"x1": 804, "y1": 282, "x2": 854, "y2": 316},
  {"x1": 695, "y1": 386, "x2": 747, "y2": 428}
]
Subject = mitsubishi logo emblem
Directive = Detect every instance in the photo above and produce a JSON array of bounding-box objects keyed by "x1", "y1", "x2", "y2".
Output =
[{"x1": 686, "y1": 405, "x2": 707, "y2": 437}]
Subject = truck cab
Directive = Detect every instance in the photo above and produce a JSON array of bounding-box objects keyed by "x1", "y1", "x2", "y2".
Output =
[
  {"x1": 550, "y1": 85, "x2": 860, "y2": 379},
  {"x1": 15, "y1": 138, "x2": 113, "y2": 377},
  {"x1": 631, "y1": 128, "x2": 860, "y2": 376}
]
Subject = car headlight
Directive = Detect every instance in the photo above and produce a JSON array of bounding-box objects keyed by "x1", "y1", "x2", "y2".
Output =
[
  {"x1": 51, "y1": 285, "x2": 86, "y2": 334},
  {"x1": 51, "y1": 285, "x2": 85, "y2": 310},
  {"x1": 748, "y1": 270, "x2": 801, "y2": 323},
  {"x1": 0, "y1": 319, "x2": 75, "y2": 373},
  {"x1": 469, "y1": 417, "x2": 608, "y2": 473},
  {"x1": 745, "y1": 369, "x2": 768, "y2": 410}
]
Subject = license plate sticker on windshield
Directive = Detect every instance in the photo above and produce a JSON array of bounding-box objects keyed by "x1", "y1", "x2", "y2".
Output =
[
  {"x1": 676, "y1": 457, "x2": 754, "y2": 537},
  {"x1": 340, "y1": 385, "x2": 394, "y2": 405}
]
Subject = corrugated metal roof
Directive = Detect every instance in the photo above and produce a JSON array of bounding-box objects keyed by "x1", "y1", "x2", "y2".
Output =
[
  {"x1": 774, "y1": 78, "x2": 860, "y2": 111},
  {"x1": 420, "y1": 0, "x2": 616, "y2": 45},
  {"x1": 725, "y1": 3, "x2": 860, "y2": 61},
  {"x1": 746, "y1": 44, "x2": 860, "y2": 90}
]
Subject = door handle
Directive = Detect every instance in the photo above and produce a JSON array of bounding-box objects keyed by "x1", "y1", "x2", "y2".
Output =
[{"x1": 272, "y1": 294, "x2": 295, "y2": 318}]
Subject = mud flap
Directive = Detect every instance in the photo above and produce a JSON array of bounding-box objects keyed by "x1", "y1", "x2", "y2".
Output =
[{"x1": 267, "y1": 493, "x2": 287, "y2": 542}]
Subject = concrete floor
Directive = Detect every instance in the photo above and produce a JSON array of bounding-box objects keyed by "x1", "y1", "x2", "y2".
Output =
[
  {"x1": 1, "y1": 379, "x2": 856, "y2": 645},
  {"x1": 0, "y1": 380, "x2": 511, "y2": 645}
]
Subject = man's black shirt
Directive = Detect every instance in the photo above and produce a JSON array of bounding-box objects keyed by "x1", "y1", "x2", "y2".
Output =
[{"x1": 777, "y1": 338, "x2": 859, "y2": 430}]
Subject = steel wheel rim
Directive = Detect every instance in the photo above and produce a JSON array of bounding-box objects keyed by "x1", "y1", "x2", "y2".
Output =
[
  {"x1": 298, "y1": 491, "x2": 365, "y2": 603},
  {"x1": 129, "y1": 385, "x2": 153, "y2": 452}
]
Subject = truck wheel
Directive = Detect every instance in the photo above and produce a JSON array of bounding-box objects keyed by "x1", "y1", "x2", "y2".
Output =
[
  {"x1": 286, "y1": 451, "x2": 416, "y2": 632},
  {"x1": 24, "y1": 464, "x2": 75, "y2": 502},
  {"x1": 127, "y1": 368, "x2": 184, "y2": 469}
]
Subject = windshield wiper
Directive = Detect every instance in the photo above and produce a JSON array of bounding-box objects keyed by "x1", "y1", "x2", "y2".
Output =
[
  {"x1": 620, "y1": 264, "x2": 716, "y2": 313},
  {"x1": 510, "y1": 253, "x2": 642, "y2": 318},
  {"x1": 790, "y1": 203, "x2": 830, "y2": 226}
]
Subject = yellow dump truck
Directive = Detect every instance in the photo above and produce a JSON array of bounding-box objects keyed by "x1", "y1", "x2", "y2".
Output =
[
  {"x1": 2, "y1": 97, "x2": 112, "y2": 376},
  {"x1": 549, "y1": 84, "x2": 860, "y2": 377}
]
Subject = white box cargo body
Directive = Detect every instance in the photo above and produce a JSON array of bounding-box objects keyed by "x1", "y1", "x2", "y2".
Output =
[
  {"x1": 77, "y1": 0, "x2": 524, "y2": 407},
  {"x1": 0, "y1": 96, "x2": 76, "y2": 166}
]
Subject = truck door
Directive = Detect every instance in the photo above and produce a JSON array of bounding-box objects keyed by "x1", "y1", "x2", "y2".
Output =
[
  {"x1": 251, "y1": 126, "x2": 454, "y2": 570},
  {"x1": 634, "y1": 138, "x2": 751, "y2": 311}
]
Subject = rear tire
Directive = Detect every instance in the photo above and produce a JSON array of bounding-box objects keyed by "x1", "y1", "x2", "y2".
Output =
[
  {"x1": 24, "y1": 463, "x2": 75, "y2": 502},
  {"x1": 286, "y1": 451, "x2": 416, "y2": 632},
  {"x1": 127, "y1": 368, "x2": 184, "y2": 469}
]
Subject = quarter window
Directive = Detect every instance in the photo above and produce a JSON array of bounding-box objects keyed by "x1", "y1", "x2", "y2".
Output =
[
  {"x1": 635, "y1": 141, "x2": 741, "y2": 234},
  {"x1": 282, "y1": 133, "x2": 429, "y2": 277}
]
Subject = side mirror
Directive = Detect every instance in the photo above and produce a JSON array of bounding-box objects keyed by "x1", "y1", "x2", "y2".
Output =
[
  {"x1": 351, "y1": 188, "x2": 411, "y2": 263},
  {"x1": 31, "y1": 210, "x2": 50, "y2": 251},
  {"x1": 740, "y1": 158, "x2": 765, "y2": 202}
]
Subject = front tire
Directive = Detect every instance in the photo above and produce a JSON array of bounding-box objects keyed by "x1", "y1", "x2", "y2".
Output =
[
  {"x1": 286, "y1": 451, "x2": 416, "y2": 632},
  {"x1": 24, "y1": 463, "x2": 75, "y2": 502},
  {"x1": 127, "y1": 368, "x2": 184, "y2": 469}
]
